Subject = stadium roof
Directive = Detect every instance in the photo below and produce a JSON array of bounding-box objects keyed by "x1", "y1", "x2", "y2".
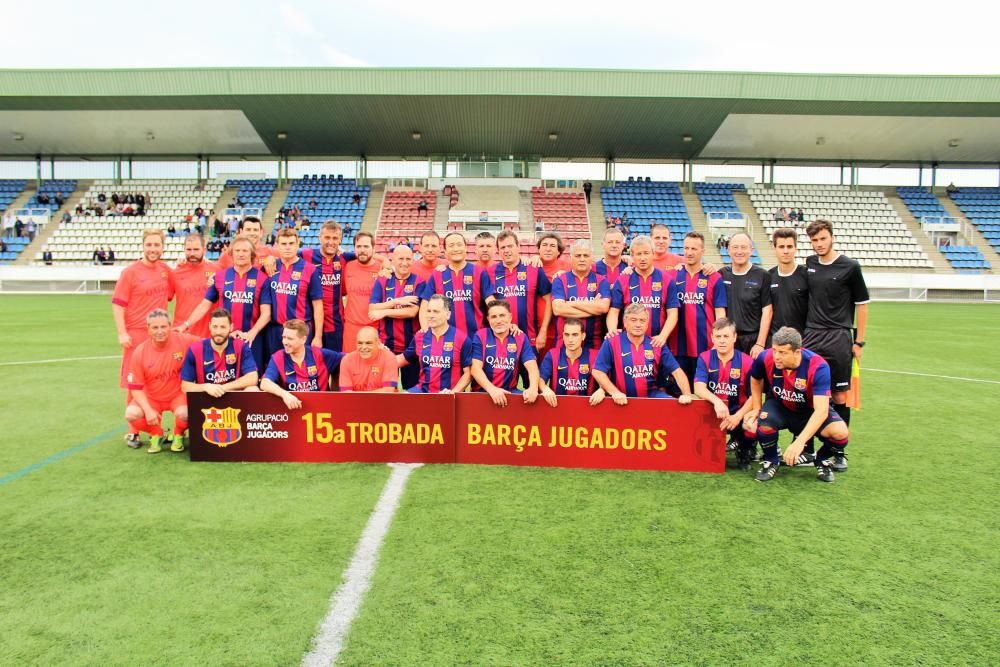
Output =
[{"x1": 2, "y1": 68, "x2": 1000, "y2": 164}]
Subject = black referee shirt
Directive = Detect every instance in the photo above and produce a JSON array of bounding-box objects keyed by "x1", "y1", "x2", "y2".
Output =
[
  {"x1": 720, "y1": 265, "x2": 771, "y2": 335},
  {"x1": 805, "y1": 254, "x2": 870, "y2": 330},
  {"x1": 767, "y1": 265, "x2": 809, "y2": 335}
]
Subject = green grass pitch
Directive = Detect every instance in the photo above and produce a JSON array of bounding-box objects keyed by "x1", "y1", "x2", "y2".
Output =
[{"x1": 0, "y1": 295, "x2": 997, "y2": 665}]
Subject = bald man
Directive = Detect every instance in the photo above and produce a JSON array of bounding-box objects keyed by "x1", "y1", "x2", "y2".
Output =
[
  {"x1": 338, "y1": 326, "x2": 399, "y2": 392},
  {"x1": 718, "y1": 232, "x2": 772, "y2": 356}
]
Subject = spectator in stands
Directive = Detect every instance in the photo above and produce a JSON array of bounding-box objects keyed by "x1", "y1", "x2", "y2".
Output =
[
  {"x1": 14, "y1": 217, "x2": 24, "y2": 238},
  {"x1": 111, "y1": 193, "x2": 121, "y2": 205},
  {"x1": 946, "y1": 182, "x2": 958, "y2": 194},
  {"x1": 61, "y1": 211, "x2": 72, "y2": 224},
  {"x1": 167, "y1": 223, "x2": 177, "y2": 236},
  {"x1": 75, "y1": 203, "x2": 85, "y2": 215},
  {"x1": 105, "y1": 247, "x2": 116, "y2": 265},
  {"x1": 301, "y1": 215, "x2": 311, "y2": 229},
  {"x1": 308, "y1": 198, "x2": 318, "y2": 211},
  {"x1": 183, "y1": 221, "x2": 193, "y2": 235},
  {"x1": 0, "y1": 237, "x2": 7, "y2": 253},
  {"x1": 137, "y1": 193, "x2": 146, "y2": 210},
  {"x1": 194, "y1": 206, "x2": 204, "y2": 219},
  {"x1": 37, "y1": 192, "x2": 50, "y2": 205},
  {"x1": 97, "y1": 192, "x2": 107, "y2": 204},
  {"x1": 796, "y1": 209, "x2": 805, "y2": 223},
  {"x1": 788, "y1": 209, "x2": 798, "y2": 223},
  {"x1": 352, "y1": 191, "x2": 362, "y2": 206},
  {"x1": 2, "y1": 213, "x2": 13, "y2": 238},
  {"x1": 774, "y1": 207, "x2": 785, "y2": 222},
  {"x1": 417, "y1": 198, "x2": 429, "y2": 217},
  {"x1": 55, "y1": 192, "x2": 65, "y2": 207},
  {"x1": 26, "y1": 219, "x2": 36, "y2": 241},
  {"x1": 93, "y1": 247, "x2": 104, "y2": 264},
  {"x1": 583, "y1": 180, "x2": 593, "y2": 204},
  {"x1": 227, "y1": 216, "x2": 240, "y2": 237},
  {"x1": 42, "y1": 247, "x2": 53, "y2": 265}
]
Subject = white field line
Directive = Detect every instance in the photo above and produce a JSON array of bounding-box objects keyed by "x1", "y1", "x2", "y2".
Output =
[
  {"x1": 0, "y1": 355, "x2": 119, "y2": 366},
  {"x1": 302, "y1": 462, "x2": 422, "y2": 667},
  {"x1": 866, "y1": 367, "x2": 1000, "y2": 385}
]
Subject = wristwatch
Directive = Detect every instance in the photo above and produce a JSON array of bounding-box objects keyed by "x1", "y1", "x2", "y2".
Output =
[{"x1": 854, "y1": 341, "x2": 865, "y2": 347}]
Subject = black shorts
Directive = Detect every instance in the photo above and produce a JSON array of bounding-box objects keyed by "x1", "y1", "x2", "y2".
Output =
[
  {"x1": 736, "y1": 333, "x2": 758, "y2": 355},
  {"x1": 802, "y1": 328, "x2": 853, "y2": 392}
]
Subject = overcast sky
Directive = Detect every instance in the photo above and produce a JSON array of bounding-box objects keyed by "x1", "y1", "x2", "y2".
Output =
[{"x1": 2, "y1": 0, "x2": 998, "y2": 73}]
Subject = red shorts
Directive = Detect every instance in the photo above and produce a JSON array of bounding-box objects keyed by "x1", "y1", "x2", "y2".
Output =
[{"x1": 129, "y1": 394, "x2": 186, "y2": 416}]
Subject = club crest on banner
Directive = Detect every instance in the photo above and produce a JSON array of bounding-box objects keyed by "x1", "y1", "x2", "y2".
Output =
[{"x1": 202, "y1": 407, "x2": 242, "y2": 447}]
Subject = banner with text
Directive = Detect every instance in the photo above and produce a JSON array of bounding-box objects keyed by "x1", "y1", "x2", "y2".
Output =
[
  {"x1": 455, "y1": 394, "x2": 724, "y2": 473},
  {"x1": 188, "y1": 392, "x2": 455, "y2": 463},
  {"x1": 188, "y1": 392, "x2": 725, "y2": 473}
]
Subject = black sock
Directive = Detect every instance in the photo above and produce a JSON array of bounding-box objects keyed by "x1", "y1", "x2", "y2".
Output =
[{"x1": 834, "y1": 402, "x2": 851, "y2": 426}]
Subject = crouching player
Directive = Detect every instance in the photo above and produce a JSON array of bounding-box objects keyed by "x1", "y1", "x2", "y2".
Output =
[
  {"x1": 181, "y1": 309, "x2": 260, "y2": 397},
  {"x1": 470, "y1": 300, "x2": 540, "y2": 406},
  {"x1": 125, "y1": 309, "x2": 199, "y2": 453},
  {"x1": 260, "y1": 319, "x2": 345, "y2": 409},
  {"x1": 592, "y1": 303, "x2": 693, "y2": 405},
  {"x1": 693, "y1": 318, "x2": 756, "y2": 471},
  {"x1": 743, "y1": 326, "x2": 850, "y2": 483},
  {"x1": 538, "y1": 317, "x2": 605, "y2": 406}
]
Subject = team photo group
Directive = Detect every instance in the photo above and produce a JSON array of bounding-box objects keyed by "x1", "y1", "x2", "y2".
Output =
[{"x1": 112, "y1": 214, "x2": 868, "y2": 483}]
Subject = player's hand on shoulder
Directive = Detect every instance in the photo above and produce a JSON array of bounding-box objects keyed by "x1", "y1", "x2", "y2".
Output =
[
  {"x1": 651, "y1": 332, "x2": 668, "y2": 348},
  {"x1": 262, "y1": 256, "x2": 278, "y2": 276},
  {"x1": 605, "y1": 328, "x2": 620, "y2": 339},
  {"x1": 702, "y1": 262, "x2": 717, "y2": 275}
]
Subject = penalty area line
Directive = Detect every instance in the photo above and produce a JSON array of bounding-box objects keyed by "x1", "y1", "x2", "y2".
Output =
[
  {"x1": 866, "y1": 367, "x2": 1000, "y2": 386},
  {"x1": 0, "y1": 355, "x2": 119, "y2": 367},
  {"x1": 0, "y1": 427, "x2": 125, "y2": 486},
  {"x1": 302, "y1": 462, "x2": 422, "y2": 667}
]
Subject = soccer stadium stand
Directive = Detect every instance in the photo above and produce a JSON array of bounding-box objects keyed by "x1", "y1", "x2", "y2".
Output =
[
  {"x1": 948, "y1": 188, "x2": 1000, "y2": 256},
  {"x1": 748, "y1": 185, "x2": 932, "y2": 269},
  {"x1": 225, "y1": 179, "x2": 276, "y2": 211},
  {"x1": 937, "y1": 244, "x2": 992, "y2": 273},
  {"x1": 600, "y1": 181, "x2": 692, "y2": 252},
  {"x1": 279, "y1": 177, "x2": 368, "y2": 247},
  {"x1": 26, "y1": 180, "x2": 77, "y2": 213},
  {"x1": 531, "y1": 187, "x2": 590, "y2": 244},
  {"x1": 0, "y1": 237, "x2": 31, "y2": 265},
  {"x1": 38, "y1": 179, "x2": 225, "y2": 264},
  {"x1": 695, "y1": 182, "x2": 744, "y2": 214},
  {"x1": 0, "y1": 180, "x2": 28, "y2": 213},
  {"x1": 897, "y1": 187, "x2": 952, "y2": 221}
]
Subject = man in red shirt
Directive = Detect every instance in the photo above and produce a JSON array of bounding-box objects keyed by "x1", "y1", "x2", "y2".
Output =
[
  {"x1": 125, "y1": 309, "x2": 200, "y2": 452},
  {"x1": 342, "y1": 232, "x2": 385, "y2": 353},
  {"x1": 216, "y1": 216, "x2": 277, "y2": 269},
  {"x1": 339, "y1": 326, "x2": 399, "y2": 392},
  {"x1": 410, "y1": 231, "x2": 446, "y2": 283},
  {"x1": 170, "y1": 233, "x2": 218, "y2": 337},
  {"x1": 651, "y1": 223, "x2": 683, "y2": 271},
  {"x1": 112, "y1": 228, "x2": 174, "y2": 391}
]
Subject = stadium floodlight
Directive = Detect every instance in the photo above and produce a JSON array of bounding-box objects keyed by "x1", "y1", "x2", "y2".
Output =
[
  {"x1": 412, "y1": 131, "x2": 422, "y2": 140},
  {"x1": 948, "y1": 138, "x2": 960, "y2": 148},
  {"x1": 277, "y1": 131, "x2": 288, "y2": 140},
  {"x1": 146, "y1": 132, "x2": 155, "y2": 141},
  {"x1": 682, "y1": 134, "x2": 693, "y2": 142},
  {"x1": 548, "y1": 132, "x2": 558, "y2": 141},
  {"x1": 12, "y1": 132, "x2": 23, "y2": 141}
]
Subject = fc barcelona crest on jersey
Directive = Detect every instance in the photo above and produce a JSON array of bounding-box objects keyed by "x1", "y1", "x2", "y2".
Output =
[
  {"x1": 652, "y1": 281, "x2": 662, "y2": 291},
  {"x1": 644, "y1": 349, "x2": 655, "y2": 360},
  {"x1": 730, "y1": 367, "x2": 741, "y2": 378},
  {"x1": 404, "y1": 284, "x2": 414, "y2": 293},
  {"x1": 517, "y1": 271, "x2": 527, "y2": 280},
  {"x1": 333, "y1": 261, "x2": 341, "y2": 271},
  {"x1": 292, "y1": 271, "x2": 302, "y2": 280},
  {"x1": 443, "y1": 341, "x2": 454, "y2": 351},
  {"x1": 307, "y1": 365, "x2": 318, "y2": 376},
  {"x1": 507, "y1": 342, "x2": 518, "y2": 352},
  {"x1": 226, "y1": 353, "x2": 237, "y2": 365},
  {"x1": 464, "y1": 275, "x2": 474, "y2": 284},
  {"x1": 794, "y1": 377, "x2": 807, "y2": 390},
  {"x1": 172, "y1": 351, "x2": 184, "y2": 362},
  {"x1": 371, "y1": 366, "x2": 381, "y2": 376},
  {"x1": 698, "y1": 279, "x2": 708, "y2": 288},
  {"x1": 579, "y1": 364, "x2": 590, "y2": 374},
  {"x1": 587, "y1": 282, "x2": 597, "y2": 292},
  {"x1": 247, "y1": 279, "x2": 257, "y2": 287},
  {"x1": 202, "y1": 407, "x2": 242, "y2": 448}
]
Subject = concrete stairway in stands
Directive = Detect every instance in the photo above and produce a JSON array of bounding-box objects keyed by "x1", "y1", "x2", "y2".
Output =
[
  {"x1": 885, "y1": 194, "x2": 953, "y2": 273},
  {"x1": 434, "y1": 191, "x2": 450, "y2": 232},
  {"x1": 261, "y1": 183, "x2": 290, "y2": 232},
  {"x1": 18, "y1": 180, "x2": 92, "y2": 265},
  {"x1": 586, "y1": 188, "x2": 607, "y2": 254},
  {"x1": 938, "y1": 194, "x2": 1000, "y2": 273},
  {"x1": 215, "y1": 184, "x2": 241, "y2": 215},
  {"x1": 359, "y1": 182, "x2": 385, "y2": 236},
  {"x1": 456, "y1": 185, "x2": 520, "y2": 212},
  {"x1": 732, "y1": 191, "x2": 776, "y2": 266},
  {"x1": 681, "y1": 192, "x2": 722, "y2": 266}
]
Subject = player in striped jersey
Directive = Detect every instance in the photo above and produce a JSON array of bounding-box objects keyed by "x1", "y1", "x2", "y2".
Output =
[
  {"x1": 693, "y1": 318, "x2": 756, "y2": 471},
  {"x1": 260, "y1": 320, "x2": 345, "y2": 409},
  {"x1": 743, "y1": 327, "x2": 850, "y2": 483},
  {"x1": 470, "y1": 300, "x2": 540, "y2": 406},
  {"x1": 607, "y1": 235, "x2": 678, "y2": 345},
  {"x1": 399, "y1": 294, "x2": 473, "y2": 394},
  {"x1": 489, "y1": 230, "x2": 552, "y2": 351},
  {"x1": 669, "y1": 232, "x2": 727, "y2": 382},
  {"x1": 551, "y1": 240, "x2": 611, "y2": 350},
  {"x1": 178, "y1": 235, "x2": 273, "y2": 373},
  {"x1": 265, "y1": 228, "x2": 323, "y2": 357},
  {"x1": 593, "y1": 303, "x2": 693, "y2": 404},
  {"x1": 539, "y1": 318, "x2": 606, "y2": 406},
  {"x1": 419, "y1": 232, "x2": 495, "y2": 338},
  {"x1": 180, "y1": 309, "x2": 259, "y2": 396},
  {"x1": 369, "y1": 244, "x2": 422, "y2": 389},
  {"x1": 595, "y1": 227, "x2": 629, "y2": 286}
]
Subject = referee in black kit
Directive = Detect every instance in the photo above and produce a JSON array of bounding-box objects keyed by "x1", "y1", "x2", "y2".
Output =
[
  {"x1": 801, "y1": 219, "x2": 869, "y2": 472},
  {"x1": 719, "y1": 232, "x2": 772, "y2": 358}
]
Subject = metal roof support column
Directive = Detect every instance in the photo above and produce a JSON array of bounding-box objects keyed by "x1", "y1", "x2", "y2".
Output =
[
  {"x1": 49, "y1": 157, "x2": 55, "y2": 180},
  {"x1": 197, "y1": 156, "x2": 202, "y2": 181},
  {"x1": 206, "y1": 157, "x2": 211, "y2": 180},
  {"x1": 769, "y1": 160, "x2": 775, "y2": 190},
  {"x1": 840, "y1": 162, "x2": 845, "y2": 186},
  {"x1": 930, "y1": 162, "x2": 937, "y2": 190},
  {"x1": 918, "y1": 163, "x2": 923, "y2": 189},
  {"x1": 850, "y1": 162, "x2": 857, "y2": 190},
  {"x1": 761, "y1": 161, "x2": 766, "y2": 186},
  {"x1": 284, "y1": 157, "x2": 290, "y2": 185},
  {"x1": 128, "y1": 158, "x2": 133, "y2": 180},
  {"x1": 277, "y1": 159, "x2": 283, "y2": 187},
  {"x1": 35, "y1": 155, "x2": 41, "y2": 186},
  {"x1": 112, "y1": 158, "x2": 119, "y2": 185}
]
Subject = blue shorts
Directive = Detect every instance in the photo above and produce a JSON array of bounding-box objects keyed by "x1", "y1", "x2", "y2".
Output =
[
  {"x1": 322, "y1": 330, "x2": 343, "y2": 353},
  {"x1": 759, "y1": 398, "x2": 842, "y2": 437}
]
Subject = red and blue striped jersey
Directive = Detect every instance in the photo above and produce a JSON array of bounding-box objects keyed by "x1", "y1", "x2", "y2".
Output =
[
  {"x1": 669, "y1": 269, "x2": 728, "y2": 358},
  {"x1": 694, "y1": 349, "x2": 753, "y2": 413},
  {"x1": 539, "y1": 347, "x2": 599, "y2": 396},
  {"x1": 489, "y1": 262, "x2": 551, "y2": 341},
  {"x1": 301, "y1": 249, "x2": 356, "y2": 334},
  {"x1": 595, "y1": 332, "x2": 680, "y2": 397},
  {"x1": 268, "y1": 258, "x2": 324, "y2": 325},
  {"x1": 419, "y1": 263, "x2": 494, "y2": 337},
  {"x1": 471, "y1": 327, "x2": 537, "y2": 392},
  {"x1": 551, "y1": 271, "x2": 611, "y2": 349},
  {"x1": 594, "y1": 259, "x2": 626, "y2": 287},
  {"x1": 263, "y1": 346, "x2": 344, "y2": 391},
  {"x1": 403, "y1": 326, "x2": 473, "y2": 393},
  {"x1": 610, "y1": 268, "x2": 679, "y2": 336},
  {"x1": 750, "y1": 348, "x2": 831, "y2": 414},
  {"x1": 204, "y1": 266, "x2": 272, "y2": 333},
  {"x1": 369, "y1": 272, "x2": 423, "y2": 353},
  {"x1": 181, "y1": 337, "x2": 257, "y2": 385}
]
